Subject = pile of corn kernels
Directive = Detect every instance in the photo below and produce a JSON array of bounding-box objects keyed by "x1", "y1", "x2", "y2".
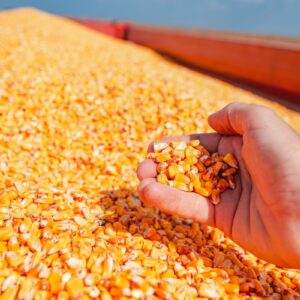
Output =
[
  {"x1": 148, "y1": 140, "x2": 238, "y2": 205},
  {"x1": 0, "y1": 8, "x2": 300, "y2": 300}
]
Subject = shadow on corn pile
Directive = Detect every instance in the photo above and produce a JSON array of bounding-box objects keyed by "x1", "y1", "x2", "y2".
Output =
[{"x1": 97, "y1": 188, "x2": 300, "y2": 297}]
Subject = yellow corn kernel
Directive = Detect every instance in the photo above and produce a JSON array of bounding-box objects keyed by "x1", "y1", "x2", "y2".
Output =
[
  {"x1": 161, "y1": 146, "x2": 172, "y2": 154},
  {"x1": 102, "y1": 254, "x2": 114, "y2": 278},
  {"x1": 57, "y1": 291, "x2": 69, "y2": 300},
  {"x1": 173, "y1": 181, "x2": 188, "y2": 192},
  {"x1": 167, "y1": 165, "x2": 185, "y2": 178},
  {"x1": 162, "y1": 269, "x2": 176, "y2": 279},
  {"x1": 84, "y1": 273, "x2": 101, "y2": 286},
  {"x1": 156, "y1": 153, "x2": 171, "y2": 163},
  {"x1": 198, "y1": 283, "x2": 220, "y2": 298},
  {"x1": 178, "y1": 162, "x2": 191, "y2": 172},
  {"x1": 156, "y1": 162, "x2": 168, "y2": 173},
  {"x1": 188, "y1": 171, "x2": 201, "y2": 190},
  {"x1": 0, "y1": 193, "x2": 10, "y2": 205},
  {"x1": 185, "y1": 146, "x2": 200, "y2": 158},
  {"x1": 0, "y1": 241, "x2": 7, "y2": 251},
  {"x1": 153, "y1": 142, "x2": 169, "y2": 153},
  {"x1": 0, "y1": 227, "x2": 13, "y2": 241},
  {"x1": 18, "y1": 278, "x2": 37, "y2": 299},
  {"x1": 66, "y1": 277, "x2": 84, "y2": 300},
  {"x1": 171, "y1": 149, "x2": 185, "y2": 159},
  {"x1": 27, "y1": 237, "x2": 42, "y2": 252},
  {"x1": 157, "y1": 174, "x2": 169, "y2": 185},
  {"x1": 5, "y1": 252, "x2": 24, "y2": 268},
  {"x1": 170, "y1": 140, "x2": 187, "y2": 150},
  {"x1": 184, "y1": 156, "x2": 198, "y2": 165},
  {"x1": 187, "y1": 139, "x2": 200, "y2": 147},
  {"x1": 34, "y1": 291, "x2": 50, "y2": 300},
  {"x1": 195, "y1": 187, "x2": 211, "y2": 197},
  {"x1": 48, "y1": 271, "x2": 62, "y2": 294},
  {"x1": 0, "y1": 286, "x2": 19, "y2": 300},
  {"x1": 174, "y1": 173, "x2": 191, "y2": 184},
  {"x1": 0, "y1": 190, "x2": 18, "y2": 204},
  {"x1": 142, "y1": 257, "x2": 156, "y2": 267}
]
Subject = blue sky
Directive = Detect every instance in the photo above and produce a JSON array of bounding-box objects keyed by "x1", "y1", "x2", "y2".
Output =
[{"x1": 1, "y1": 0, "x2": 300, "y2": 36}]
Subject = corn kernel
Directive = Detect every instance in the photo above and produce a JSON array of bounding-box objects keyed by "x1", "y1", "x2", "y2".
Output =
[
  {"x1": 173, "y1": 181, "x2": 189, "y2": 192},
  {"x1": 167, "y1": 165, "x2": 185, "y2": 178},
  {"x1": 0, "y1": 227, "x2": 13, "y2": 241},
  {"x1": 223, "y1": 153, "x2": 238, "y2": 169},
  {"x1": 195, "y1": 187, "x2": 212, "y2": 197},
  {"x1": 66, "y1": 277, "x2": 84, "y2": 300},
  {"x1": 174, "y1": 173, "x2": 191, "y2": 185}
]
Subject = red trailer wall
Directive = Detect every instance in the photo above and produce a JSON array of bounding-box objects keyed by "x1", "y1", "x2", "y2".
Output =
[{"x1": 70, "y1": 18, "x2": 300, "y2": 106}]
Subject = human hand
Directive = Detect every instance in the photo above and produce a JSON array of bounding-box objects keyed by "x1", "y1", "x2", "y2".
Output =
[{"x1": 137, "y1": 103, "x2": 300, "y2": 268}]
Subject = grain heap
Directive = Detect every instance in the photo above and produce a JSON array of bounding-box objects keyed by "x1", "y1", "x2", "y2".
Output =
[
  {"x1": 148, "y1": 140, "x2": 238, "y2": 205},
  {"x1": 0, "y1": 8, "x2": 300, "y2": 300}
]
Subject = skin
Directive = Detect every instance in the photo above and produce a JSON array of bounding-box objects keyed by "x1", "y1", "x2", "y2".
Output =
[{"x1": 137, "y1": 103, "x2": 300, "y2": 268}]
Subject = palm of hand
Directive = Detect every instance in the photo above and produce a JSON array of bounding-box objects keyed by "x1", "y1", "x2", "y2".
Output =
[{"x1": 213, "y1": 134, "x2": 275, "y2": 264}]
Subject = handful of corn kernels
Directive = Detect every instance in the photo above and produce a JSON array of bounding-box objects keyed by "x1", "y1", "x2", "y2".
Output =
[{"x1": 147, "y1": 140, "x2": 239, "y2": 205}]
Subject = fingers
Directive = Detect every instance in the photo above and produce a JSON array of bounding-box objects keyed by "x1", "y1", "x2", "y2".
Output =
[
  {"x1": 138, "y1": 179, "x2": 215, "y2": 226},
  {"x1": 147, "y1": 133, "x2": 222, "y2": 153},
  {"x1": 208, "y1": 103, "x2": 277, "y2": 135},
  {"x1": 136, "y1": 159, "x2": 157, "y2": 181}
]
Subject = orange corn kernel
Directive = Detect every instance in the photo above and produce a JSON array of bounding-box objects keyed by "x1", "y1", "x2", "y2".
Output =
[
  {"x1": 223, "y1": 153, "x2": 239, "y2": 168},
  {"x1": 222, "y1": 168, "x2": 237, "y2": 177},
  {"x1": 167, "y1": 165, "x2": 185, "y2": 178},
  {"x1": 217, "y1": 178, "x2": 230, "y2": 192},
  {"x1": 156, "y1": 153, "x2": 171, "y2": 162},
  {"x1": 211, "y1": 189, "x2": 221, "y2": 205},
  {"x1": 174, "y1": 173, "x2": 191, "y2": 185},
  {"x1": 195, "y1": 187, "x2": 211, "y2": 197}
]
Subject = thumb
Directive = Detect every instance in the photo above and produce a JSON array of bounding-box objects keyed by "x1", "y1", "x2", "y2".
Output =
[
  {"x1": 138, "y1": 179, "x2": 215, "y2": 226},
  {"x1": 208, "y1": 103, "x2": 278, "y2": 135}
]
